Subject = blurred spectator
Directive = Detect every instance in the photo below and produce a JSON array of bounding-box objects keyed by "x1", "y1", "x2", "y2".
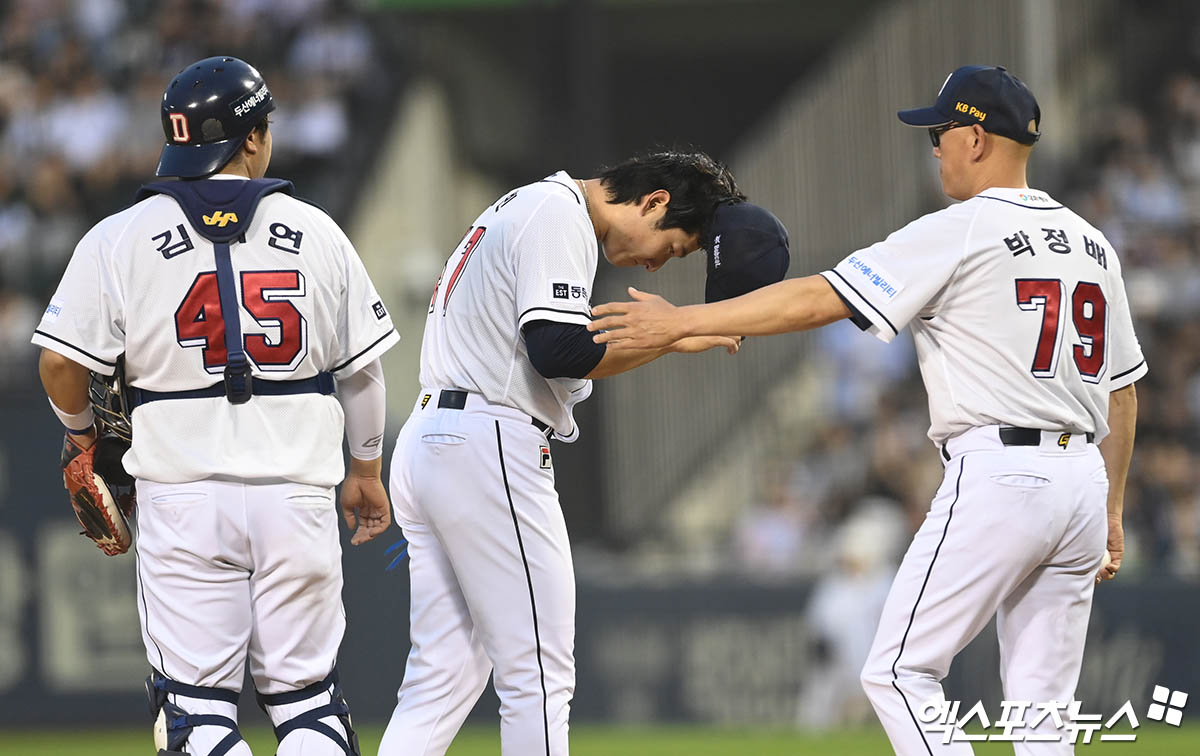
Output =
[
  {"x1": 795, "y1": 499, "x2": 907, "y2": 729},
  {"x1": 731, "y1": 471, "x2": 813, "y2": 577},
  {"x1": 0, "y1": 0, "x2": 389, "y2": 390}
]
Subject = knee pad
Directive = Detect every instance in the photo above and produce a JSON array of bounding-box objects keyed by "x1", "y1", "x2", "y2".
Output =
[
  {"x1": 257, "y1": 667, "x2": 360, "y2": 756},
  {"x1": 146, "y1": 670, "x2": 246, "y2": 756}
]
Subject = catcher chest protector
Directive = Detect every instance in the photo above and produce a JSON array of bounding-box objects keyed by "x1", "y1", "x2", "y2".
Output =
[{"x1": 130, "y1": 179, "x2": 335, "y2": 407}]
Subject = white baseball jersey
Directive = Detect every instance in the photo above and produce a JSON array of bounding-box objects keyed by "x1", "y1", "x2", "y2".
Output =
[
  {"x1": 418, "y1": 171, "x2": 596, "y2": 441},
  {"x1": 821, "y1": 187, "x2": 1146, "y2": 444},
  {"x1": 32, "y1": 175, "x2": 399, "y2": 486}
]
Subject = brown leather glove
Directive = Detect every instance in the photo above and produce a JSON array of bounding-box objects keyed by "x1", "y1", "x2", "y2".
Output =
[{"x1": 61, "y1": 433, "x2": 135, "y2": 556}]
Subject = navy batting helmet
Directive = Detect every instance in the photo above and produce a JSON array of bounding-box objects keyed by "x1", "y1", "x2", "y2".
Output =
[{"x1": 156, "y1": 56, "x2": 275, "y2": 178}]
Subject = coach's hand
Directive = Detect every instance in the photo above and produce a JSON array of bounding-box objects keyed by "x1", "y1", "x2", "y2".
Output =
[
  {"x1": 341, "y1": 457, "x2": 391, "y2": 546},
  {"x1": 1097, "y1": 513, "x2": 1124, "y2": 584},
  {"x1": 590, "y1": 287, "x2": 686, "y2": 350}
]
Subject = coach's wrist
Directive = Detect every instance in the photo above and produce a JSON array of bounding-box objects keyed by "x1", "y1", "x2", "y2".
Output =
[{"x1": 677, "y1": 305, "x2": 701, "y2": 340}]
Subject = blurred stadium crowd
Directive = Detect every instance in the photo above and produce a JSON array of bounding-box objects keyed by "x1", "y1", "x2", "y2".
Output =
[
  {"x1": 2, "y1": 1, "x2": 1196, "y2": 583},
  {"x1": 0, "y1": 0, "x2": 380, "y2": 389},
  {"x1": 732, "y1": 68, "x2": 1200, "y2": 582}
]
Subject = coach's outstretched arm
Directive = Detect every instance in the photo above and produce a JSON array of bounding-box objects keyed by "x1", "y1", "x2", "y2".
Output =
[
  {"x1": 1097, "y1": 383, "x2": 1137, "y2": 584},
  {"x1": 588, "y1": 275, "x2": 851, "y2": 350}
]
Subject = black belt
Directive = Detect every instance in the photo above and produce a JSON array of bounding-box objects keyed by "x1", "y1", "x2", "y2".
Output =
[
  {"x1": 941, "y1": 426, "x2": 1095, "y2": 462},
  {"x1": 999, "y1": 427, "x2": 1094, "y2": 446},
  {"x1": 128, "y1": 372, "x2": 335, "y2": 410},
  {"x1": 438, "y1": 389, "x2": 553, "y2": 437}
]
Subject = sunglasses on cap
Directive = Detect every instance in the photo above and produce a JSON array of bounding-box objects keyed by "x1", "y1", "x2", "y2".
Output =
[{"x1": 928, "y1": 121, "x2": 973, "y2": 147}]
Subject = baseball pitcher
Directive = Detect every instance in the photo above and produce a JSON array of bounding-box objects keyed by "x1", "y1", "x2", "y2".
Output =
[{"x1": 381, "y1": 152, "x2": 789, "y2": 756}]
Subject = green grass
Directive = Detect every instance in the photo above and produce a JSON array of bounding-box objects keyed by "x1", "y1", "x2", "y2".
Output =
[{"x1": 0, "y1": 724, "x2": 1195, "y2": 754}]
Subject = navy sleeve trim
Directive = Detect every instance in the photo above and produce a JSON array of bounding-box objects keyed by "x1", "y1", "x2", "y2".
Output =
[
  {"x1": 32, "y1": 330, "x2": 118, "y2": 366},
  {"x1": 518, "y1": 306, "x2": 591, "y2": 322},
  {"x1": 831, "y1": 287, "x2": 872, "y2": 331},
  {"x1": 829, "y1": 270, "x2": 899, "y2": 336},
  {"x1": 331, "y1": 328, "x2": 396, "y2": 373},
  {"x1": 1111, "y1": 360, "x2": 1146, "y2": 381},
  {"x1": 978, "y1": 196, "x2": 1064, "y2": 211},
  {"x1": 537, "y1": 179, "x2": 581, "y2": 204}
]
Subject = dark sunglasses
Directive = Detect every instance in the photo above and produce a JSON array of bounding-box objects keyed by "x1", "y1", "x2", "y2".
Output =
[{"x1": 928, "y1": 121, "x2": 972, "y2": 147}]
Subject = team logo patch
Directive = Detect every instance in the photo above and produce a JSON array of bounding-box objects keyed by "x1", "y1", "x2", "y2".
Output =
[
  {"x1": 43, "y1": 299, "x2": 64, "y2": 323},
  {"x1": 539, "y1": 445, "x2": 552, "y2": 469},
  {"x1": 420, "y1": 393, "x2": 432, "y2": 409},
  {"x1": 202, "y1": 211, "x2": 238, "y2": 227},
  {"x1": 1058, "y1": 433, "x2": 1071, "y2": 449},
  {"x1": 373, "y1": 300, "x2": 387, "y2": 320},
  {"x1": 551, "y1": 281, "x2": 589, "y2": 301}
]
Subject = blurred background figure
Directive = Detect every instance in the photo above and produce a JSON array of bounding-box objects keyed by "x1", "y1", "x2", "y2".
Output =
[{"x1": 795, "y1": 498, "x2": 906, "y2": 730}]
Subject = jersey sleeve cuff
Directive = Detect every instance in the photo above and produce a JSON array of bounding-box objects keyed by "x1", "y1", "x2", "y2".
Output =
[
  {"x1": 331, "y1": 328, "x2": 400, "y2": 379},
  {"x1": 517, "y1": 306, "x2": 592, "y2": 330},
  {"x1": 31, "y1": 330, "x2": 119, "y2": 375},
  {"x1": 1109, "y1": 359, "x2": 1147, "y2": 391},
  {"x1": 818, "y1": 270, "x2": 899, "y2": 343}
]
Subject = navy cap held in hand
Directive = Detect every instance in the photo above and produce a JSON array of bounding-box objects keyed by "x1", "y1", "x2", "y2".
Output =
[{"x1": 703, "y1": 201, "x2": 790, "y2": 304}]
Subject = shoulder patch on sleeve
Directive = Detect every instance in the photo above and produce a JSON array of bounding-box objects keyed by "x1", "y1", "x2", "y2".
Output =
[
  {"x1": 551, "y1": 280, "x2": 590, "y2": 302},
  {"x1": 842, "y1": 255, "x2": 904, "y2": 300},
  {"x1": 43, "y1": 298, "x2": 65, "y2": 323}
]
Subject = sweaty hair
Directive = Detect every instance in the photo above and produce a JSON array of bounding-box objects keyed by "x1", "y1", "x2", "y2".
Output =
[{"x1": 597, "y1": 150, "x2": 745, "y2": 234}]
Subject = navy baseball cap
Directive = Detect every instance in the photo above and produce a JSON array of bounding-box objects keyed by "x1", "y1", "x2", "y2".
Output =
[
  {"x1": 703, "y1": 201, "x2": 790, "y2": 303},
  {"x1": 897, "y1": 65, "x2": 1041, "y2": 145}
]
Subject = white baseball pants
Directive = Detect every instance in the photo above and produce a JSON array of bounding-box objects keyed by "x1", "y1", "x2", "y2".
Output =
[
  {"x1": 861, "y1": 426, "x2": 1109, "y2": 755},
  {"x1": 135, "y1": 478, "x2": 350, "y2": 755},
  {"x1": 381, "y1": 391, "x2": 574, "y2": 756}
]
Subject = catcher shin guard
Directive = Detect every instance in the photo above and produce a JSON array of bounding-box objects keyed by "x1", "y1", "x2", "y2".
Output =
[
  {"x1": 62, "y1": 433, "x2": 134, "y2": 555},
  {"x1": 257, "y1": 668, "x2": 360, "y2": 756},
  {"x1": 147, "y1": 671, "x2": 246, "y2": 756}
]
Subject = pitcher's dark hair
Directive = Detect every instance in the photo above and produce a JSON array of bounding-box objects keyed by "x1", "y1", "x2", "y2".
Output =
[{"x1": 597, "y1": 150, "x2": 746, "y2": 234}]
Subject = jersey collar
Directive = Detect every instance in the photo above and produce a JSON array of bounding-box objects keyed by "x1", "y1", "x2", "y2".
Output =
[{"x1": 976, "y1": 187, "x2": 1062, "y2": 209}]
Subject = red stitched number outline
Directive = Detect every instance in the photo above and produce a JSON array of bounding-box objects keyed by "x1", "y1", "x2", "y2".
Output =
[
  {"x1": 429, "y1": 226, "x2": 486, "y2": 316},
  {"x1": 1015, "y1": 278, "x2": 1107, "y2": 383},
  {"x1": 175, "y1": 270, "x2": 307, "y2": 374}
]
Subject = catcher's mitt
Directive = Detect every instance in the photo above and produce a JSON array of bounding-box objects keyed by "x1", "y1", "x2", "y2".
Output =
[{"x1": 62, "y1": 433, "x2": 135, "y2": 556}]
